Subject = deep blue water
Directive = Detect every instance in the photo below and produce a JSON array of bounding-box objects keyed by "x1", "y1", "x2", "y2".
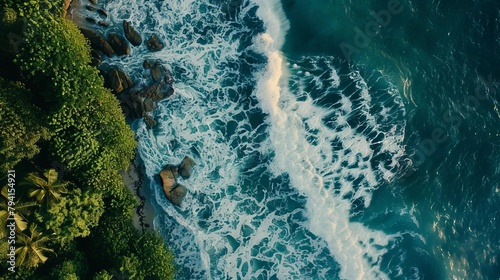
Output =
[{"x1": 89, "y1": 0, "x2": 500, "y2": 279}]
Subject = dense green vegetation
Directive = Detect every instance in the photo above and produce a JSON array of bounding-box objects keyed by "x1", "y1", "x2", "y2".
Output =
[{"x1": 0, "y1": 0, "x2": 175, "y2": 279}]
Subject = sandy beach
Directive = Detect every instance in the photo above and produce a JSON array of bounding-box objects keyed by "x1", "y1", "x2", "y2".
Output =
[{"x1": 121, "y1": 159, "x2": 155, "y2": 232}]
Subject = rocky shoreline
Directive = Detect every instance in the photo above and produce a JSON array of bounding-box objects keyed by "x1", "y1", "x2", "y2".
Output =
[
  {"x1": 64, "y1": 0, "x2": 239, "y2": 211},
  {"x1": 64, "y1": 0, "x2": 168, "y2": 229},
  {"x1": 65, "y1": 0, "x2": 174, "y2": 130}
]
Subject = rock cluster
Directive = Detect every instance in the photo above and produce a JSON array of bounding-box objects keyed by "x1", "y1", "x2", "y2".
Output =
[
  {"x1": 159, "y1": 156, "x2": 196, "y2": 206},
  {"x1": 118, "y1": 59, "x2": 175, "y2": 125},
  {"x1": 76, "y1": 1, "x2": 173, "y2": 129}
]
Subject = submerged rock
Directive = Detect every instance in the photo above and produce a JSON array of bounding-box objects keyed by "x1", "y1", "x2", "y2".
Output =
[
  {"x1": 144, "y1": 115, "x2": 157, "y2": 128},
  {"x1": 79, "y1": 28, "x2": 115, "y2": 56},
  {"x1": 97, "y1": 20, "x2": 109, "y2": 27},
  {"x1": 97, "y1": 9, "x2": 108, "y2": 18},
  {"x1": 85, "y1": 17, "x2": 96, "y2": 24},
  {"x1": 123, "y1": 20, "x2": 142, "y2": 46},
  {"x1": 85, "y1": 5, "x2": 96, "y2": 11},
  {"x1": 143, "y1": 59, "x2": 153, "y2": 69},
  {"x1": 178, "y1": 156, "x2": 195, "y2": 179},
  {"x1": 89, "y1": 0, "x2": 97, "y2": 4},
  {"x1": 222, "y1": 0, "x2": 243, "y2": 14},
  {"x1": 146, "y1": 34, "x2": 164, "y2": 52},
  {"x1": 108, "y1": 33, "x2": 130, "y2": 56}
]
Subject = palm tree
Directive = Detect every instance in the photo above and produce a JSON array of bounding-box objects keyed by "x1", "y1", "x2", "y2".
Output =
[
  {"x1": 0, "y1": 185, "x2": 33, "y2": 239},
  {"x1": 15, "y1": 224, "x2": 54, "y2": 268},
  {"x1": 23, "y1": 169, "x2": 70, "y2": 205}
]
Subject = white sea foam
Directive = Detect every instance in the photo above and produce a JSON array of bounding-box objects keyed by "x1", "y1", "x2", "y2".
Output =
[
  {"x1": 251, "y1": 1, "x2": 407, "y2": 279},
  {"x1": 97, "y1": 0, "x2": 407, "y2": 278}
]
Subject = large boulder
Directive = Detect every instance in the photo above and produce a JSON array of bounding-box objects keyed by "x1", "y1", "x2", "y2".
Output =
[
  {"x1": 123, "y1": 20, "x2": 142, "y2": 46},
  {"x1": 138, "y1": 83, "x2": 163, "y2": 101},
  {"x1": 150, "y1": 64, "x2": 163, "y2": 82},
  {"x1": 160, "y1": 164, "x2": 178, "y2": 189},
  {"x1": 166, "y1": 184, "x2": 187, "y2": 206},
  {"x1": 79, "y1": 28, "x2": 114, "y2": 56},
  {"x1": 62, "y1": 0, "x2": 72, "y2": 17},
  {"x1": 178, "y1": 156, "x2": 195, "y2": 179},
  {"x1": 160, "y1": 165, "x2": 183, "y2": 206},
  {"x1": 107, "y1": 68, "x2": 133, "y2": 93},
  {"x1": 146, "y1": 34, "x2": 164, "y2": 52},
  {"x1": 144, "y1": 60, "x2": 175, "y2": 85},
  {"x1": 108, "y1": 33, "x2": 130, "y2": 56},
  {"x1": 121, "y1": 90, "x2": 144, "y2": 118}
]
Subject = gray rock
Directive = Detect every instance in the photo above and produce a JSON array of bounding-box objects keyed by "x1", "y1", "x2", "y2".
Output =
[
  {"x1": 90, "y1": 49, "x2": 101, "y2": 66},
  {"x1": 143, "y1": 98, "x2": 156, "y2": 113},
  {"x1": 123, "y1": 20, "x2": 142, "y2": 46},
  {"x1": 143, "y1": 59, "x2": 153, "y2": 69},
  {"x1": 178, "y1": 156, "x2": 195, "y2": 179},
  {"x1": 107, "y1": 68, "x2": 133, "y2": 93},
  {"x1": 79, "y1": 28, "x2": 115, "y2": 56},
  {"x1": 146, "y1": 34, "x2": 164, "y2": 52},
  {"x1": 167, "y1": 184, "x2": 187, "y2": 206},
  {"x1": 108, "y1": 32, "x2": 130, "y2": 56},
  {"x1": 150, "y1": 64, "x2": 163, "y2": 82}
]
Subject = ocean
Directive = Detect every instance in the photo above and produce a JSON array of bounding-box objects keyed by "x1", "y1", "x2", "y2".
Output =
[{"x1": 94, "y1": 0, "x2": 500, "y2": 279}]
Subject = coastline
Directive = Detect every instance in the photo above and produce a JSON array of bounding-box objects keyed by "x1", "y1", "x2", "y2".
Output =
[
  {"x1": 64, "y1": 0, "x2": 157, "y2": 233},
  {"x1": 121, "y1": 159, "x2": 155, "y2": 232}
]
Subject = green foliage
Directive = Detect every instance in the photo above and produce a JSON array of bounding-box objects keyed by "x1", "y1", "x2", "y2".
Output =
[
  {"x1": 48, "y1": 257, "x2": 86, "y2": 280},
  {"x1": 0, "y1": 78, "x2": 50, "y2": 173},
  {"x1": 15, "y1": 224, "x2": 54, "y2": 268},
  {"x1": 89, "y1": 213, "x2": 176, "y2": 280},
  {"x1": 17, "y1": 14, "x2": 93, "y2": 106},
  {"x1": 1, "y1": 7, "x2": 17, "y2": 24},
  {"x1": 90, "y1": 212, "x2": 137, "y2": 263},
  {"x1": 0, "y1": 266, "x2": 36, "y2": 279},
  {"x1": 0, "y1": 186, "x2": 27, "y2": 238},
  {"x1": 93, "y1": 270, "x2": 113, "y2": 280},
  {"x1": 117, "y1": 254, "x2": 140, "y2": 279},
  {"x1": 0, "y1": 1, "x2": 175, "y2": 279},
  {"x1": 38, "y1": 188, "x2": 104, "y2": 243},
  {"x1": 22, "y1": 169, "x2": 70, "y2": 205},
  {"x1": 132, "y1": 232, "x2": 176, "y2": 280}
]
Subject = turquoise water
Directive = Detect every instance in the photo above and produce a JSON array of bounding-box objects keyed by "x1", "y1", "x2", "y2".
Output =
[{"x1": 94, "y1": 0, "x2": 499, "y2": 279}]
